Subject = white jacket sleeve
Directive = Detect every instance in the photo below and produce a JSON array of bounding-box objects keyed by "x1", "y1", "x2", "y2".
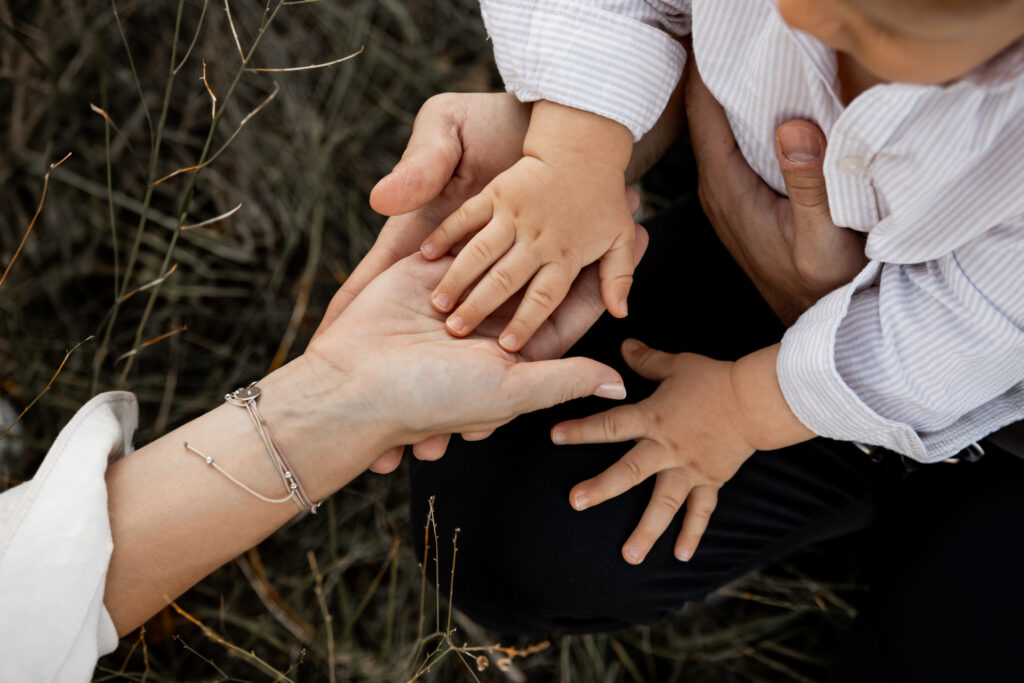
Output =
[
  {"x1": 778, "y1": 220, "x2": 1024, "y2": 461},
  {"x1": 0, "y1": 392, "x2": 137, "y2": 682},
  {"x1": 480, "y1": 0, "x2": 690, "y2": 140}
]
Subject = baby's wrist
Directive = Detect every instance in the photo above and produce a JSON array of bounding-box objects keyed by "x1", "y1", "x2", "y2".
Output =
[
  {"x1": 729, "y1": 344, "x2": 815, "y2": 452},
  {"x1": 523, "y1": 100, "x2": 632, "y2": 172}
]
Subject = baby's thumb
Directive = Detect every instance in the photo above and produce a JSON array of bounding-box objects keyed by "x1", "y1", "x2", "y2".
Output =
[{"x1": 599, "y1": 234, "x2": 636, "y2": 318}]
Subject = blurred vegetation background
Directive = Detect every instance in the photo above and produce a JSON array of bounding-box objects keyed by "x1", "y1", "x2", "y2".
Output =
[{"x1": 1, "y1": 1, "x2": 865, "y2": 680}]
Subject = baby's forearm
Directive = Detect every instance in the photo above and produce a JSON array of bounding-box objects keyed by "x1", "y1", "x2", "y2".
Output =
[
  {"x1": 524, "y1": 100, "x2": 633, "y2": 172},
  {"x1": 729, "y1": 344, "x2": 815, "y2": 451}
]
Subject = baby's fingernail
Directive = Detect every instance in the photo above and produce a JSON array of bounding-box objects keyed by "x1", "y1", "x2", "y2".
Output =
[
  {"x1": 594, "y1": 382, "x2": 626, "y2": 400},
  {"x1": 420, "y1": 242, "x2": 436, "y2": 257},
  {"x1": 447, "y1": 316, "x2": 464, "y2": 334},
  {"x1": 622, "y1": 339, "x2": 641, "y2": 353},
  {"x1": 552, "y1": 429, "x2": 567, "y2": 445},
  {"x1": 433, "y1": 293, "x2": 451, "y2": 311},
  {"x1": 625, "y1": 546, "x2": 642, "y2": 564},
  {"x1": 676, "y1": 548, "x2": 692, "y2": 562},
  {"x1": 499, "y1": 333, "x2": 518, "y2": 350},
  {"x1": 573, "y1": 493, "x2": 588, "y2": 510}
]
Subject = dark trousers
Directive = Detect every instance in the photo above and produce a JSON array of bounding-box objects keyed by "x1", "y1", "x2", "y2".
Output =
[{"x1": 408, "y1": 192, "x2": 1024, "y2": 682}]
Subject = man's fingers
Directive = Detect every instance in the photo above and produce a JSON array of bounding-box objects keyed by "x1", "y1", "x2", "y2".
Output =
[
  {"x1": 674, "y1": 486, "x2": 719, "y2": 562},
  {"x1": 369, "y1": 96, "x2": 464, "y2": 216},
  {"x1": 421, "y1": 194, "x2": 494, "y2": 260},
  {"x1": 412, "y1": 433, "x2": 451, "y2": 461},
  {"x1": 774, "y1": 120, "x2": 833, "y2": 229},
  {"x1": 621, "y1": 469, "x2": 691, "y2": 564},
  {"x1": 621, "y1": 339, "x2": 675, "y2": 382},
  {"x1": 498, "y1": 264, "x2": 573, "y2": 352},
  {"x1": 503, "y1": 356, "x2": 625, "y2": 420},
  {"x1": 567, "y1": 440, "x2": 663, "y2": 512},
  {"x1": 368, "y1": 446, "x2": 404, "y2": 474},
  {"x1": 598, "y1": 230, "x2": 636, "y2": 318}
]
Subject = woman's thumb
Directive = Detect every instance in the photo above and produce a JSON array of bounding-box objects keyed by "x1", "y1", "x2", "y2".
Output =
[{"x1": 774, "y1": 120, "x2": 833, "y2": 227}]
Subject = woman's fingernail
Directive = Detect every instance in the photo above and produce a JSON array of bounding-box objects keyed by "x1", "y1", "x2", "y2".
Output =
[
  {"x1": 433, "y1": 293, "x2": 450, "y2": 311},
  {"x1": 676, "y1": 548, "x2": 692, "y2": 562},
  {"x1": 499, "y1": 333, "x2": 517, "y2": 350},
  {"x1": 551, "y1": 428, "x2": 567, "y2": 444},
  {"x1": 420, "y1": 242, "x2": 436, "y2": 258},
  {"x1": 594, "y1": 383, "x2": 627, "y2": 400},
  {"x1": 573, "y1": 493, "x2": 588, "y2": 510},
  {"x1": 625, "y1": 547, "x2": 642, "y2": 564},
  {"x1": 619, "y1": 299, "x2": 629, "y2": 316},
  {"x1": 622, "y1": 339, "x2": 641, "y2": 353},
  {"x1": 447, "y1": 316, "x2": 464, "y2": 334},
  {"x1": 779, "y1": 125, "x2": 822, "y2": 163}
]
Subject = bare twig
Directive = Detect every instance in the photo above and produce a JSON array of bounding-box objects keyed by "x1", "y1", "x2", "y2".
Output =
[
  {"x1": 246, "y1": 45, "x2": 363, "y2": 72},
  {"x1": 224, "y1": 0, "x2": 245, "y2": 60},
  {"x1": 0, "y1": 335, "x2": 94, "y2": 443},
  {"x1": 200, "y1": 60, "x2": 217, "y2": 119},
  {"x1": 0, "y1": 152, "x2": 71, "y2": 288},
  {"x1": 181, "y1": 202, "x2": 241, "y2": 230},
  {"x1": 308, "y1": 552, "x2": 336, "y2": 683},
  {"x1": 114, "y1": 325, "x2": 187, "y2": 364},
  {"x1": 169, "y1": 601, "x2": 295, "y2": 682}
]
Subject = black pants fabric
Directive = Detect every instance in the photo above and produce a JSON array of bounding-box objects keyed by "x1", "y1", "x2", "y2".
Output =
[{"x1": 408, "y1": 191, "x2": 1024, "y2": 679}]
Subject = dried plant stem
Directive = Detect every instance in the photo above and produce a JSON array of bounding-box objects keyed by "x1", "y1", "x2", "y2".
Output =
[
  {"x1": 117, "y1": 0, "x2": 287, "y2": 386},
  {"x1": 93, "y1": 0, "x2": 188, "y2": 393},
  {"x1": 0, "y1": 336, "x2": 94, "y2": 443},
  {"x1": 172, "y1": 0, "x2": 210, "y2": 74},
  {"x1": 169, "y1": 601, "x2": 295, "y2": 682},
  {"x1": 307, "y1": 552, "x2": 336, "y2": 683},
  {"x1": 0, "y1": 152, "x2": 71, "y2": 288},
  {"x1": 246, "y1": 45, "x2": 363, "y2": 72}
]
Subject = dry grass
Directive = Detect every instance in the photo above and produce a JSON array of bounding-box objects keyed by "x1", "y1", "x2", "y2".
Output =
[{"x1": 1, "y1": 1, "x2": 864, "y2": 680}]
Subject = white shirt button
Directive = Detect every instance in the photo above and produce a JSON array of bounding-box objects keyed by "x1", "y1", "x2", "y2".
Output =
[{"x1": 838, "y1": 155, "x2": 867, "y2": 175}]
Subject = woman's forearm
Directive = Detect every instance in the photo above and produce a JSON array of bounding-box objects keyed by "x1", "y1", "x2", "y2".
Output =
[{"x1": 103, "y1": 356, "x2": 383, "y2": 635}]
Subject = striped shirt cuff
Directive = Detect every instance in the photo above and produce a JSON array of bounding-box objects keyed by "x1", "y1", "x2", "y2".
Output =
[
  {"x1": 480, "y1": 0, "x2": 687, "y2": 140},
  {"x1": 777, "y1": 262, "x2": 935, "y2": 461}
]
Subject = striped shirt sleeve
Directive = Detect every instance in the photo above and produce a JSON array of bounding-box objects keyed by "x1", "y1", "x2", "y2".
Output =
[
  {"x1": 479, "y1": 0, "x2": 690, "y2": 140},
  {"x1": 778, "y1": 219, "x2": 1024, "y2": 462}
]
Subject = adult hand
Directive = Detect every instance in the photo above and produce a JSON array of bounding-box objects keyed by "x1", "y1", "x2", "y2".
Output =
[
  {"x1": 313, "y1": 93, "x2": 532, "y2": 340},
  {"x1": 685, "y1": 65, "x2": 868, "y2": 325},
  {"x1": 305, "y1": 229, "x2": 648, "y2": 472}
]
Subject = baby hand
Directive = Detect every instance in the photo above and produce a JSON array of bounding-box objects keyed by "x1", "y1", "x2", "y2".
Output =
[
  {"x1": 419, "y1": 154, "x2": 636, "y2": 351},
  {"x1": 551, "y1": 340, "x2": 758, "y2": 564}
]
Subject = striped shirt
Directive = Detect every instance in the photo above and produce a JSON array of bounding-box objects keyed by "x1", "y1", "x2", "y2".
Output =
[{"x1": 480, "y1": 0, "x2": 1024, "y2": 461}]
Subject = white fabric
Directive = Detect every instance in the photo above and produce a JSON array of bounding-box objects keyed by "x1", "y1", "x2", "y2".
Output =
[
  {"x1": 479, "y1": 0, "x2": 1024, "y2": 461},
  {"x1": 0, "y1": 392, "x2": 136, "y2": 682}
]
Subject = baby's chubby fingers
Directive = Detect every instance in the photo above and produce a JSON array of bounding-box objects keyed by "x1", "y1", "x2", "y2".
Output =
[
  {"x1": 564, "y1": 438, "x2": 665, "y2": 512},
  {"x1": 420, "y1": 193, "x2": 494, "y2": 260},
  {"x1": 498, "y1": 263, "x2": 574, "y2": 352},
  {"x1": 430, "y1": 221, "x2": 516, "y2": 314},
  {"x1": 445, "y1": 249, "x2": 535, "y2": 337},
  {"x1": 674, "y1": 486, "x2": 718, "y2": 562},
  {"x1": 621, "y1": 469, "x2": 692, "y2": 564}
]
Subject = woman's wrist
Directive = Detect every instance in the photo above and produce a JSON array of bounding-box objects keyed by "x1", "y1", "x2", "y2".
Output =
[{"x1": 254, "y1": 354, "x2": 392, "y2": 501}]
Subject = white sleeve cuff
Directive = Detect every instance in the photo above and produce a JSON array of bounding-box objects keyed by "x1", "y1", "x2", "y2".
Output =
[
  {"x1": 777, "y1": 262, "x2": 936, "y2": 460},
  {"x1": 0, "y1": 392, "x2": 137, "y2": 681},
  {"x1": 481, "y1": 0, "x2": 687, "y2": 140}
]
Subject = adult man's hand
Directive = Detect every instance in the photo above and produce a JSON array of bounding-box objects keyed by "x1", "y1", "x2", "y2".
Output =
[
  {"x1": 312, "y1": 93, "x2": 532, "y2": 340},
  {"x1": 685, "y1": 65, "x2": 868, "y2": 324}
]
